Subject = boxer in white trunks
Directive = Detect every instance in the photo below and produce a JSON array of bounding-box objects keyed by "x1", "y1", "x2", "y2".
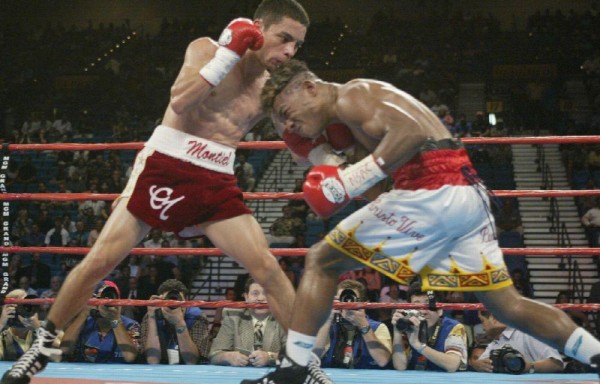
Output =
[
  {"x1": 2, "y1": 2, "x2": 311, "y2": 383},
  {"x1": 242, "y1": 59, "x2": 600, "y2": 383}
]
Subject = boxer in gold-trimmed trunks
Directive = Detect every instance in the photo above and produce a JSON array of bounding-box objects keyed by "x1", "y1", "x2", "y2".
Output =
[{"x1": 242, "y1": 59, "x2": 600, "y2": 384}]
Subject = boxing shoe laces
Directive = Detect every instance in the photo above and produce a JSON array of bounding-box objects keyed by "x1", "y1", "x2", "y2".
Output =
[
  {"x1": 1, "y1": 327, "x2": 62, "y2": 384},
  {"x1": 240, "y1": 352, "x2": 332, "y2": 384}
]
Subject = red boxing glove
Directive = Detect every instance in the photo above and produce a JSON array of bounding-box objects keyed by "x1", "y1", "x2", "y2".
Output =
[
  {"x1": 325, "y1": 123, "x2": 355, "y2": 152},
  {"x1": 303, "y1": 155, "x2": 387, "y2": 218},
  {"x1": 284, "y1": 124, "x2": 352, "y2": 166},
  {"x1": 218, "y1": 18, "x2": 264, "y2": 56},
  {"x1": 200, "y1": 18, "x2": 263, "y2": 86},
  {"x1": 283, "y1": 129, "x2": 327, "y2": 159},
  {"x1": 303, "y1": 165, "x2": 351, "y2": 219}
]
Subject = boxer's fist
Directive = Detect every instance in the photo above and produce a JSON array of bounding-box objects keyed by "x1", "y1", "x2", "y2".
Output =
[
  {"x1": 304, "y1": 155, "x2": 387, "y2": 218},
  {"x1": 325, "y1": 123, "x2": 355, "y2": 152},
  {"x1": 283, "y1": 129, "x2": 327, "y2": 159},
  {"x1": 219, "y1": 18, "x2": 264, "y2": 57},
  {"x1": 201, "y1": 18, "x2": 263, "y2": 86},
  {"x1": 303, "y1": 165, "x2": 351, "y2": 219}
]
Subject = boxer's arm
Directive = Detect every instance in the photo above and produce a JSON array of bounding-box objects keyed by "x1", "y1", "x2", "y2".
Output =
[
  {"x1": 171, "y1": 19, "x2": 262, "y2": 114},
  {"x1": 169, "y1": 38, "x2": 220, "y2": 115},
  {"x1": 338, "y1": 84, "x2": 430, "y2": 174},
  {"x1": 346, "y1": 141, "x2": 390, "y2": 201}
]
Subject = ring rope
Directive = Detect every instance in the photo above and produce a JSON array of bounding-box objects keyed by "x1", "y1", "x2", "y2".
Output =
[
  {"x1": 1, "y1": 246, "x2": 600, "y2": 256},
  {"x1": 4, "y1": 135, "x2": 600, "y2": 152},
  {"x1": 2, "y1": 190, "x2": 600, "y2": 202},
  {"x1": 3, "y1": 297, "x2": 599, "y2": 312}
]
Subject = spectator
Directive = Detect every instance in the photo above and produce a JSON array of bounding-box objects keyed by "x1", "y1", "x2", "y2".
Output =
[
  {"x1": 15, "y1": 156, "x2": 37, "y2": 192},
  {"x1": 17, "y1": 253, "x2": 51, "y2": 291},
  {"x1": 234, "y1": 154, "x2": 256, "y2": 192},
  {"x1": 278, "y1": 258, "x2": 297, "y2": 288},
  {"x1": 20, "y1": 224, "x2": 45, "y2": 247},
  {"x1": 62, "y1": 214, "x2": 76, "y2": 233},
  {"x1": 138, "y1": 265, "x2": 162, "y2": 300},
  {"x1": 7, "y1": 255, "x2": 23, "y2": 291},
  {"x1": 392, "y1": 283, "x2": 468, "y2": 372},
  {"x1": 581, "y1": 198, "x2": 600, "y2": 247},
  {"x1": 354, "y1": 267, "x2": 382, "y2": 302},
  {"x1": 588, "y1": 280, "x2": 600, "y2": 338},
  {"x1": 511, "y1": 268, "x2": 535, "y2": 299},
  {"x1": 121, "y1": 277, "x2": 144, "y2": 323},
  {"x1": 556, "y1": 291, "x2": 591, "y2": 331},
  {"x1": 86, "y1": 218, "x2": 105, "y2": 247},
  {"x1": 114, "y1": 265, "x2": 132, "y2": 294},
  {"x1": 287, "y1": 178, "x2": 310, "y2": 221},
  {"x1": 315, "y1": 279, "x2": 392, "y2": 369},
  {"x1": 378, "y1": 284, "x2": 407, "y2": 328},
  {"x1": 44, "y1": 218, "x2": 69, "y2": 247},
  {"x1": 494, "y1": 198, "x2": 523, "y2": 234},
  {"x1": 471, "y1": 311, "x2": 564, "y2": 373},
  {"x1": 11, "y1": 208, "x2": 32, "y2": 239},
  {"x1": 39, "y1": 275, "x2": 63, "y2": 320},
  {"x1": 141, "y1": 279, "x2": 210, "y2": 364},
  {"x1": 211, "y1": 288, "x2": 238, "y2": 340},
  {"x1": 467, "y1": 343, "x2": 488, "y2": 371},
  {"x1": 209, "y1": 278, "x2": 285, "y2": 367},
  {"x1": 454, "y1": 113, "x2": 472, "y2": 138},
  {"x1": 0, "y1": 289, "x2": 43, "y2": 360},
  {"x1": 60, "y1": 281, "x2": 140, "y2": 363},
  {"x1": 69, "y1": 220, "x2": 90, "y2": 247},
  {"x1": 265, "y1": 206, "x2": 306, "y2": 247},
  {"x1": 17, "y1": 276, "x2": 38, "y2": 297},
  {"x1": 587, "y1": 145, "x2": 600, "y2": 172}
]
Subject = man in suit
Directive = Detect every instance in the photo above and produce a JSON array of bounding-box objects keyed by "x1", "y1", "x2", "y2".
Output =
[{"x1": 209, "y1": 277, "x2": 285, "y2": 367}]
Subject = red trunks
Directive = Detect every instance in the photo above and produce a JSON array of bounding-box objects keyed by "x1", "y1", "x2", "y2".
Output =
[
  {"x1": 392, "y1": 148, "x2": 475, "y2": 190},
  {"x1": 126, "y1": 150, "x2": 251, "y2": 236}
]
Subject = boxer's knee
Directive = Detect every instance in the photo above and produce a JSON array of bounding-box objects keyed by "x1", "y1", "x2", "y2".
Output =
[
  {"x1": 305, "y1": 240, "x2": 351, "y2": 276},
  {"x1": 249, "y1": 254, "x2": 284, "y2": 289}
]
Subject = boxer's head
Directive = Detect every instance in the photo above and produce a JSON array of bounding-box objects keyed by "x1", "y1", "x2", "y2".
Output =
[
  {"x1": 253, "y1": 0, "x2": 309, "y2": 71},
  {"x1": 261, "y1": 59, "x2": 327, "y2": 139}
]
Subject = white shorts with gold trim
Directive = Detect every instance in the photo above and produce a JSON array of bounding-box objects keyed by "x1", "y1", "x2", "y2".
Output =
[{"x1": 325, "y1": 185, "x2": 512, "y2": 291}]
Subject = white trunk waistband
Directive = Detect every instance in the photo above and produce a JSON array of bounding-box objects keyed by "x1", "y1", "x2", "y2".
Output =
[{"x1": 145, "y1": 125, "x2": 236, "y2": 174}]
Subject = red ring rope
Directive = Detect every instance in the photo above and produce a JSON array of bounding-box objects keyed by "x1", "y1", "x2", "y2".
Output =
[
  {"x1": 3, "y1": 297, "x2": 598, "y2": 312},
  {"x1": 4, "y1": 135, "x2": 600, "y2": 152},
  {"x1": 2, "y1": 246, "x2": 600, "y2": 256}
]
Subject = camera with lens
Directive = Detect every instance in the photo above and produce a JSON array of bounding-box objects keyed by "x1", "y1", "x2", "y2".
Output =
[
  {"x1": 395, "y1": 309, "x2": 425, "y2": 332},
  {"x1": 90, "y1": 285, "x2": 119, "y2": 318},
  {"x1": 334, "y1": 289, "x2": 358, "y2": 327},
  {"x1": 7, "y1": 295, "x2": 39, "y2": 327},
  {"x1": 395, "y1": 309, "x2": 429, "y2": 345},
  {"x1": 490, "y1": 345, "x2": 526, "y2": 374},
  {"x1": 156, "y1": 289, "x2": 183, "y2": 320}
]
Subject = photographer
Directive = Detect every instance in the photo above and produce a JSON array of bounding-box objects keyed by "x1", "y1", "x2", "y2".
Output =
[
  {"x1": 141, "y1": 279, "x2": 210, "y2": 364},
  {"x1": 60, "y1": 280, "x2": 140, "y2": 363},
  {"x1": 0, "y1": 289, "x2": 42, "y2": 360},
  {"x1": 472, "y1": 311, "x2": 563, "y2": 374},
  {"x1": 209, "y1": 278, "x2": 285, "y2": 367},
  {"x1": 314, "y1": 279, "x2": 392, "y2": 369},
  {"x1": 392, "y1": 283, "x2": 468, "y2": 372}
]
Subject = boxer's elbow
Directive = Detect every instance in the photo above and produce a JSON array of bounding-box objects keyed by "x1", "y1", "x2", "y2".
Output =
[{"x1": 169, "y1": 91, "x2": 189, "y2": 115}]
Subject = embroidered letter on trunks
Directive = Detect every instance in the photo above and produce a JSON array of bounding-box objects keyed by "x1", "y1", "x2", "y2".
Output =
[{"x1": 149, "y1": 185, "x2": 185, "y2": 220}]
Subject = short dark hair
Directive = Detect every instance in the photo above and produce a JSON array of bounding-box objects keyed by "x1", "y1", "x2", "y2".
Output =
[
  {"x1": 254, "y1": 0, "x2": 310, "y2": 30},
  {"x1": 260, "y1": 59, "x2": 316, "y2": 113},
  {"x1": 407, "y1": 281, "x2": 443, "y2": 303},
  {"x1": 244, "y1": 277, "x2": 257, "y2": 294},
  {"x1": 157, "y1": 279, "x2": 188, "y2": 295}
]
